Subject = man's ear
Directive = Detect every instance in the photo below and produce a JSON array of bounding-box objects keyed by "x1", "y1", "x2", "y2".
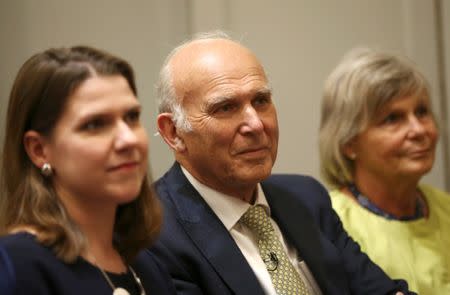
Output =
[
  {"x1": 23, "y1": 130, "x2": 49, "y2": 168},
  {"x1": 157, "y1": 113, "x2": 186, "y2": 152}
]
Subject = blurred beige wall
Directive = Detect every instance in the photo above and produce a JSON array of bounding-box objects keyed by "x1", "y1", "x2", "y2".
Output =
[{"x1": 1, "y1": 0, "x2": 448, "y2": 189}]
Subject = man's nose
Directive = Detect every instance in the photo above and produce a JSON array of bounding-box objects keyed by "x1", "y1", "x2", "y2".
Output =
[{"x1": 240, "y1": 106, "x2": 264, "y2": 133}]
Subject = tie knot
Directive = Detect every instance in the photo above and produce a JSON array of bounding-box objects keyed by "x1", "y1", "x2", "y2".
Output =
[{"x1": 240, "y1": 205, "x2": 274, "y2": 238}]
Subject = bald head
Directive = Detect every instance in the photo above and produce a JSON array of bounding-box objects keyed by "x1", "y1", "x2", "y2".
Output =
[
  {"x1": 156, "y1": 34, "x2": 268, "y2": 131},
  {"x1": 156, "y1": 32, "x2": 278, "y2": 200},
  {"x1": 170, "y1": 38, "x2": 266, "y2": 102}
]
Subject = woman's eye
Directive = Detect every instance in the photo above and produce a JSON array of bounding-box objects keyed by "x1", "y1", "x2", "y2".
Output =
[
  {"x1": 415, "y1": 105, "x2": 429, "y2": 117},
  {"x1": 83, "y1": 118, "x2": 105, "y2": 131},
  {"x1": 125, "y1": 110, "x2": 141, "y2": 123},
  {"x1": 382, "y1": 113, "x2": 400, "y2": 124}
]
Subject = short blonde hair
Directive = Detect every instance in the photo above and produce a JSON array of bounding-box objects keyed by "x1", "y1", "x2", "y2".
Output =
[{"x1": 319, "y1": 48, "x2": 431, "y2": 188}]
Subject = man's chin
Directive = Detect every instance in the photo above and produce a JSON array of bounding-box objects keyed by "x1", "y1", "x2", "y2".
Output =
[{"x1": 237, "y1": 166, "x2": 272, "y2": 183}]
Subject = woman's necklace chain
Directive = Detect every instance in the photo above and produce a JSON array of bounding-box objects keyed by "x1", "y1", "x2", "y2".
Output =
[{"x1": 92, "y1": 254, "x2": 146, "y2": 295}]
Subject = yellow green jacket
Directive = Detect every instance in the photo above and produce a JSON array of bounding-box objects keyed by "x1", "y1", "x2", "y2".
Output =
[{"x1": 331, "y1": 184, "x2": 450, "y2": 295}]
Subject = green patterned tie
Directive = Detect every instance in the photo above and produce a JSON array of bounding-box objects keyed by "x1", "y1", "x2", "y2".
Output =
[{"x1": 240, "y1": 205, "x2": 309, "y2": 295}]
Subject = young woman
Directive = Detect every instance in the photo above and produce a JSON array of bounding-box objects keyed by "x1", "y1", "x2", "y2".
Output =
[{"x1": 0, "y1": 46, "x2": 176, "y2": 295}]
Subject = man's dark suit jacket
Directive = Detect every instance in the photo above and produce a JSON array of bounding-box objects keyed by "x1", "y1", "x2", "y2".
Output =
[{"x1": 149, "y1": 163, "x2": 413, "y2": 295}]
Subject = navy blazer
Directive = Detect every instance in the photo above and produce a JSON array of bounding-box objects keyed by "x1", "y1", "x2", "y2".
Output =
[
  {"x1": 0, "y1": 232, "x2": 176, "y2": 295},
  {"x1": 150, "y1": 163, "x2": 413, "y2": 295},
  {"x1": 0, "y1": 244, "x2": 15, "y2": 295}
]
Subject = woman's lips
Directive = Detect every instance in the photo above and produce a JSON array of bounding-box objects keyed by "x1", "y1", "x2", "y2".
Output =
[{"x1": 108, "y1": 161, "x2": 140, "y2": 172}]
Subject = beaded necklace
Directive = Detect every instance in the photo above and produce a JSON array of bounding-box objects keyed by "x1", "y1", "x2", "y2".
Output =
[{"x1": 349, "y1": 184, "x2": 424, "y2": 221}]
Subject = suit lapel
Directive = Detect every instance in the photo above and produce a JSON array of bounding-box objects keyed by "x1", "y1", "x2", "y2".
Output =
[
  {"x1": 164, "y1": 163, "x2": 265, "y2": 295},
  {"x1": 261, "y1": 179, "x2": 331, "y2": 293}
]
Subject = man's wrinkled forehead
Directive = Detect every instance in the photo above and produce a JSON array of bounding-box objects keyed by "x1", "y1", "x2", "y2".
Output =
[{"x1": 169, "y1": 38, "x2": 267, "y2": 100}]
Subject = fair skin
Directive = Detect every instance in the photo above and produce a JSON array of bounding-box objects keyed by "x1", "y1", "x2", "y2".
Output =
[
  {"x1": 157, "y1": 39, "x2": 279, "y2": 202},
  {"x1": 24, "y1": 75, "x2": 149, "y2": 272},
  {"x1": 344, "y1": 93, "x2": 438, "y2": 218}
]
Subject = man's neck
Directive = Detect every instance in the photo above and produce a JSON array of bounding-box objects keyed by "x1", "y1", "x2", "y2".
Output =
[
  {"x1": 180, "y1": 165, "x2": 258, "y2": 204},
  {"x1": 180, "y1": 165, "x2": 258, "y2": 203}
]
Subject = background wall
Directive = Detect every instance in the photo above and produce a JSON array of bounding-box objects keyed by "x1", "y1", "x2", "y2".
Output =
[{"x1": 1, "y1": 0, "x2": 448, "y2": 190}]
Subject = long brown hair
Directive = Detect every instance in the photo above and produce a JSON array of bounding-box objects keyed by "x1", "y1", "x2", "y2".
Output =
[{"x1": 0, "y1": 46, "x2": 161, "y2": 263}]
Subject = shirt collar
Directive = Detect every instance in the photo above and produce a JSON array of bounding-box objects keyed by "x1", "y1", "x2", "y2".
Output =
[{"x1": 181, "y1": 166, "x2": 271, "y2": 231}]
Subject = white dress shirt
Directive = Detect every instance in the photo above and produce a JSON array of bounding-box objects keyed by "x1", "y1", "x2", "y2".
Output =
[{"x1": 181, "y1": 167, "x2": 322, "y2": 295}]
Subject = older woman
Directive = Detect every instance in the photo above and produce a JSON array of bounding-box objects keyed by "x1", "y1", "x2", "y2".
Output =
[
  {"x1": 0, "y1": 46, "x2": 175, "y2": 294},
  {"x1": 319, "y1": 48, "x2": 450, "y2": 294}
]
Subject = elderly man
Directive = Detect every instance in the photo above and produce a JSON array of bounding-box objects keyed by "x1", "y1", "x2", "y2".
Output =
[{"x1": 150, "y1": 31, "x2": 413, "y2": 295}]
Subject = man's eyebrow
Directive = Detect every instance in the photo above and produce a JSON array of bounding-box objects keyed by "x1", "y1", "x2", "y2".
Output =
[
  {"x1": 206, "y1": 85, "x2": 272, "y2": 108},
  {"x1": 208, "y1": 94, "x2": 235, "y2": 106},
  {"x1": 255, "y1": 86, "x2": 272, "y2": 97}
]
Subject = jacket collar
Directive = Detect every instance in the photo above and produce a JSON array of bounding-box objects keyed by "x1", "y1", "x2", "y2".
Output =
[{"x1": 161, "y1": 162, "x2": 265, "y2": 295}]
